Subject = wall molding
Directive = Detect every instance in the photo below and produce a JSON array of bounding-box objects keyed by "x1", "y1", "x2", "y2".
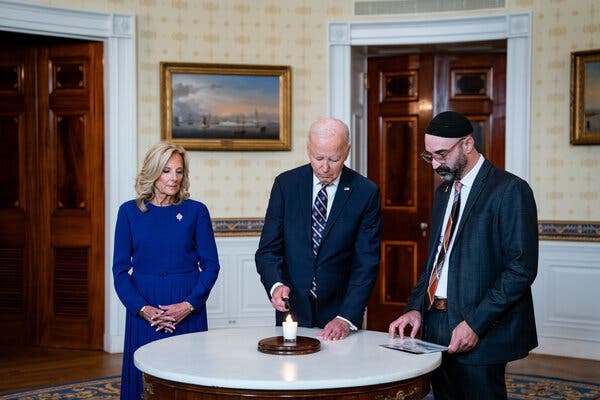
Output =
[
  {"x1": 533, "y1": 241, "x2": 600, "y2": 360},
  {"x1": 212, "y1": 218, "x2": 263, "y2": 237},
  {"x1": 212, "y1": 218, "x2": 600, "y2": 242},
  {"x1": 328, "y1": 12, "x2": 532, "y2": 181},
  {"x1": 534, "y1": 337, "x2": 600, "y2": 361},
  {"x1": 539, "y1": 220, "x2": 600, "y2": 242},
  {"x1": 207, "y1": 237, "x2": 273, "y2": 329}
]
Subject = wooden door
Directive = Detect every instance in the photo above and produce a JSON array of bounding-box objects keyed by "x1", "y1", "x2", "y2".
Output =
[
  {"x1": 0, "y1": 45, "x2": 37, "y2": 345},
  {"x1": 0, "y1": 36, "x2": 104, "y2": 349},
  {"x1": 366, "y1": 54, "x2": 434, "y2": 332},
  {"x1": 366, "y1": 51, "x2": 506, "y2": 332},
  {"x1": 434, "y1": 53, "x2": 506, "y2": 169}
]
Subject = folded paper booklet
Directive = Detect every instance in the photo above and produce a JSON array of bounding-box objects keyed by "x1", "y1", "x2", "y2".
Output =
[{"x1": 380, "y1": 338, "x2": 448, "y2": 354}]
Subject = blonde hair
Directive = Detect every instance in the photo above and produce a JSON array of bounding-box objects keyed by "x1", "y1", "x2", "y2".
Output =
[{"x1": 135, "y1": 141, "x2": 190, "y2": 212}]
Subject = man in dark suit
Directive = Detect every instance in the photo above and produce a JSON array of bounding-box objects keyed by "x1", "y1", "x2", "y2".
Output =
[
  {"x1": 256, "y1": 117, "x2": 381, "y2": 341},
  {"x1": 388, "y1": 111, "x2": 538, "y2": 399}
]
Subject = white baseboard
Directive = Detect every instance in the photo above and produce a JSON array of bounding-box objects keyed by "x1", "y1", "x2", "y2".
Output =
[
  {"x1": 104, "y1": 334, "x2": 124, "y2": 354},
  {"x1": 532, "y1": 241, "x2": 600, "y2": 360},
  {"x1": 533, "y1": 336, "x2": 600, "y2": 361}
]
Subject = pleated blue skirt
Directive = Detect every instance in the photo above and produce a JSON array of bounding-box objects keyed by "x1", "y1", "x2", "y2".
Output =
[{"x1": 119, "y1": 269, "x2": 208, "y2": 400}]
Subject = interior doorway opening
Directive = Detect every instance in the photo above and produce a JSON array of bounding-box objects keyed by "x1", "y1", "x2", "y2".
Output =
[
  {"x1": 362, "y1": 40, "x2": 507, "y2": 331},
  {"x1": 0, "y1": 1, "x2": 136, "y2": 352},
  {"x1": 0, "y1": 30, "x2": 105, "y2": 349},
  {"x1": 327, "y1": 13, "x2": 532, "y2": 330}
]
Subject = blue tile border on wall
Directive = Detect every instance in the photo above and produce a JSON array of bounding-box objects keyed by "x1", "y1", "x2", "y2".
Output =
[
  {"x1": 212, "y1": 218, "x2": 600, "y2": 242},
  {"x1": 212, "y1": 218, "x2": 264, "y2": 237},
  {"x1": 538, "y1": 221, "x2": 600, "y2": 242}
]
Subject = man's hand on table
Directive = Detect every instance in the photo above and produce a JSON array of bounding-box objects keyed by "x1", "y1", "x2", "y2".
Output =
[{"x1": 317, "y1": 317, "x2": 350, "y2": 341}]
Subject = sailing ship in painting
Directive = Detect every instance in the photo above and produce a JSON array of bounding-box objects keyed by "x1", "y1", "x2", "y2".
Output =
[
  {"x1": 172, "y1": 110, "x2": 278, "y2": 139},
  {"x1": 170, "y1": 73, "x2": 280, "y2": 140}
]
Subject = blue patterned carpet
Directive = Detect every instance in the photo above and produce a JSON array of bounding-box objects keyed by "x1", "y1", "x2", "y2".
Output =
[
  {"x1": 0, "y1": 373, "x2": 599, "y2": 399},
  {"x1": 0, "y1": 376, "x2": 121, "y2": 399},
  {"x1": 422, "y1": 373, "x2": 600, "y2": 399}
]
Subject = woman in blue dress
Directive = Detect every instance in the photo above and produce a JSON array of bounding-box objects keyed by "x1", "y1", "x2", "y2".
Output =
[{"x1": 112, "y1": 141, "x2": 220, "y2": 400}]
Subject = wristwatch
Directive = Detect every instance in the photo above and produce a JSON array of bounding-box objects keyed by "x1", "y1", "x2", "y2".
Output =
[{"x1": 186, "y1": 302, "x2": 195, "y2": 313}]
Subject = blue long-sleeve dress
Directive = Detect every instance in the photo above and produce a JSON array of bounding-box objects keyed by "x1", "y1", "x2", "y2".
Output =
[{"x1": 112, "y1": 199, "x2": 220, "y2": 400}]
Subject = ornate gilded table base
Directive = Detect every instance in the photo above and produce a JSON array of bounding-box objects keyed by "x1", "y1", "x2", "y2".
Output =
[{"x1": 143, "y1": 374, "x2": 430, "y2": 400}]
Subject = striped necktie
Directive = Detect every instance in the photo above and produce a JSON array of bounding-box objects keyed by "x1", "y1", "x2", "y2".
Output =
[
  {"x1": 427, "y1": 180, "x2": 462, "y2": 309},
  {"x1": 310, "y1": 184, "x2": 328, "y2": 298}
]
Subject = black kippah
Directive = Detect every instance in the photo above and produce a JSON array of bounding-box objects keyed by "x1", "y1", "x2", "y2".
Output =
[{"x1": 426, "y1": 111, "x2": 473, "y2": 138}]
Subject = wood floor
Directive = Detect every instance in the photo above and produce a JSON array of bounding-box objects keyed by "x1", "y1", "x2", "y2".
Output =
[
  {"x1": 1, "y1": 345, "x2": 122, "y2": 393},
  {"x1": 1, "y1": 346, "x2": 599, "y2": 394}
]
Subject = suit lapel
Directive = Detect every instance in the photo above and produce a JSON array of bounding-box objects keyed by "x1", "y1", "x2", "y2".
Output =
[
  {"x1": 301, "y1": 165, "x2": 315, "y2": 245},
  {"x1": 320, "y1": 167, "x2": 352, "y2": 244},
  {"x1": 453, "y1": 160, "x2": 493, "y2": 240},
  {"x1": 428, "y1": 183, "x2": 452, "y2": 266},
  {"x1": 432, "y1": 184, "x2": 452, "y2": 235}
]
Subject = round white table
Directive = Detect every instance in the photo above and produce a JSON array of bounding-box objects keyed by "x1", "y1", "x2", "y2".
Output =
[{"x1": 134, "y1": 326, "x2": 441, "y2": 399}]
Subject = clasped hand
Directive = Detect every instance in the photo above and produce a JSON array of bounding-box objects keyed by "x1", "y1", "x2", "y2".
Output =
[{"x1": 139, "y1": 302, "x2": 192, "y2": 333}]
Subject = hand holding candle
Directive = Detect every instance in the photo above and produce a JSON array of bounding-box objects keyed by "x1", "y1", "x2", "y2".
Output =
[{"x1": 282, "y1": 314, "x2": 298, "y2": 342}]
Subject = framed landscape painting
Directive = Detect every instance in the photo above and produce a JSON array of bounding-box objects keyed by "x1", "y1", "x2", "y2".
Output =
[
  {"x1": 160, "y1": 62, "x2": 291, "y2": 150},
  {"x1": 570, "y1": 49, "x2": 600, "y2": 145}
]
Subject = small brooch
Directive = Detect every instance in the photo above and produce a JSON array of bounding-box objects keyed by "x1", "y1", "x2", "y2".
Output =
[{"x1": 176, "y1": 213, "x2": 183, "y2": 221}]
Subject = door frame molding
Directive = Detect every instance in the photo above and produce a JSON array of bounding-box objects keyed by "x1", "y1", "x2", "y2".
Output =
[
  {"x1": 328, "y1": 12, "x2": 532, "y2": 181},
  {"x1": 0, "y1": 0, "x2": 136, "y2": 352}
]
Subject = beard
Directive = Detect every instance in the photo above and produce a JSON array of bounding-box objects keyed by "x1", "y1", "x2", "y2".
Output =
[{"x1": 435, "y1": 151, "x2": 467, "y2": 182}]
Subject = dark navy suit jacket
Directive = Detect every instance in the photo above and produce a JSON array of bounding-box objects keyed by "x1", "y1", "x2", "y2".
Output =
[
  {"x1": 406, "y1": 159, "x2": 538, "y2": 364},
  {"x1": 256, "y1": 164, "x2": 381, "y2": 328}
]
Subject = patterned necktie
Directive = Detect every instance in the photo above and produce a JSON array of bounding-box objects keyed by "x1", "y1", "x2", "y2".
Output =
[
  {"x1": 427, "y1": 180, "x2": 462, "y2": 309},
  {"x1": 310, "y1": 184, "x2": 328, "y2": 298}
]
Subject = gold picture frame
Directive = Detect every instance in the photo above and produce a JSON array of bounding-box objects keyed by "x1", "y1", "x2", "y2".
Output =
[
  {"x1": 160, "y1": 62, "x2": 291, "y2": 151},
  {"x1": 570, "y1": 49, "x2": 600, "y2": 145}
]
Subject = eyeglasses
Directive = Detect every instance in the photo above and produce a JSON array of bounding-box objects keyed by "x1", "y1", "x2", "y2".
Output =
[{"x1": 420, "y1": 137, "x2": 465, "y2": 164}]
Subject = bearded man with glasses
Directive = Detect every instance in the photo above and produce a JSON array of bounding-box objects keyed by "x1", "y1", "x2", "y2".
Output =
[{"x1": 388, "y1": 111, "x2": 539, "y2": 400}]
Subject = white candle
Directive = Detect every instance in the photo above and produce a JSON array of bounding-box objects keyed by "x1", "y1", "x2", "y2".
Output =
[{"x1": 282, "y1": 314, "x2": 297, "y2": 342}]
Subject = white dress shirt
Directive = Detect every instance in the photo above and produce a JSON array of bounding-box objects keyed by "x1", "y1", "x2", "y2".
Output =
[{"x1": 434, "y1": 155, "x2": 484, "y2": 299}]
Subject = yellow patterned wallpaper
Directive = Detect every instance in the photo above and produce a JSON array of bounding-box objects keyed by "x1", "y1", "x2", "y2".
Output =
[
  {"x1": 31, "y1": 0, "x2": 600, "y2": 221},
  {"x1": 528, "y1": 0, "x2": 599, "y2": 221}
]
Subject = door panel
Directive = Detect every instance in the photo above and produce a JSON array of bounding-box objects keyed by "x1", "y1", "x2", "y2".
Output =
[
  {"x1": 0, "y1": 37, "x2": 104, "y2": 349},
  {"x1": 0, "y1": 46, "x2": 37, "y2": 345},
  {"x1": 40, "y1": 42, "x2": 104, "y2": 349},
  {"x1": 435, "y1": 53, "x2": 506, "y2": 169},
  {"x1": 366, "y1": 51, "x2": 506, "y2": 332},
  {"x1": 366, "y1": 55, "x2": 433, "y2": 332},
  {"x1": 382, "y1": 118, "x2": 418, "y2": 208}
]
